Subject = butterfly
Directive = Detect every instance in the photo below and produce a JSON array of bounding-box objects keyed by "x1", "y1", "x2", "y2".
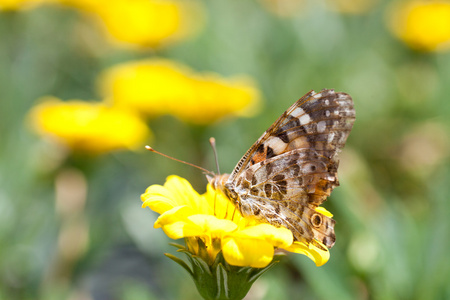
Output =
[{"x1": 209, "y1": 89, "x2": 355, "y2": 249}]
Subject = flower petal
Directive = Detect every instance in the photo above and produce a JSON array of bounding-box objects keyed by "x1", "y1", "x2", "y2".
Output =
[
  {"x1": 222, "y1": 236, "x2": 274, "y2": 268},
  {"x1": 315, "y1": 206, "x2": 333, "y2": 218},
  {"x1": 220, "y1": 224, "x2": 292, "y2": 268},
  {"x1": 99, "y1": 58, "x2": 261, "y2": 124},
  {"x1": 154, "y1": 206, "x2": 192, "y2": 228},
  {"x1": 155, "y1": 207, "x2": 204, "y2": 239},
  {"x1": 188, "y1": 215, "x2": 238, "y2": 235},
  {"x1": 155, "y1": 206, "x2": 238, "y2": 240},
  {"x1": 201, "y1": 184, "x2": 243, "y2": 220},
  {"x1": 388, "y1": 1, "x2": 450, "y2": 51},
  {"x1": 233, "y1": 224, "x2": 293, "y2": 248},
  {"x1": 91, "y1": 0, "x2": 203, "y2": 48},
  {"x1": 284, "y1": 240, "x2": 330, "y2": 267},
  {"x1": 141, "y1": 175, "x2": 210, "y2": 214},
  {"x1": 28, "y1": 98, "x2": 150, "y2": 153}
]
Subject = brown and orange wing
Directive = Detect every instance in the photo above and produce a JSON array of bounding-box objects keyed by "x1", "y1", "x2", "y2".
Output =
[{"x1": 225, "y1": 89, "x2": 355, "y2": 247}]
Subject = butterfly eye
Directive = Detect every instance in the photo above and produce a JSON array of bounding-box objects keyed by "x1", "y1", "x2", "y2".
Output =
[{"x1": 311, "y1": 213, "x2": 322, "y2": 227}]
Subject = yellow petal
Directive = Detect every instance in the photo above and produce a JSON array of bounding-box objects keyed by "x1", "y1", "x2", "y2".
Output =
[
  {"x1": 315, "y1": 206, "x2": 333, "y2": 218},
  {"x1": 100, "y1": 59, "x2": 196, "y2": 116},
  {"x1": 201, "y1": 184, "x2": 242, "y2": 221},
  {"x1": 90, "y1": 0, "x2": 204, "y2": 48},
  {"x1": 222, "y1": 236, "x2": 274, "y2": 268},
  {"x1": 28, "y1": 98, "x2": 150, "y2": 153},
  {"x1": 141, "y1": 175, "x2": 210, "y2": 215},
  {"x1": 141, "y1": 184, "x2": 180, "y2": 214},
  {"x1": 220, "y1": 224, "x2": 292, "y2": 268},
  {"x1": 284, "y1": 240, "x2": 330, "y2": 267},
  {"x1": 155, "y1": 208, "x2": 237, "y2": 241},
  {"x1": 188, "y1": 215, "x2": 238, "y2": 235},
  {"x1": 154, "y1": 206, "x2": 204, "y2": 240},
  {"x1": 99, "y1": 58, "x2": 261, "y2": 124},
  {"x1": 154, "y1": 206, "x2": 192, "y2": 228},
  {"x1": 233, "y1": 224, "x2": 293, "y2": 248},
  {"x1": 388, "y1": 1, "x2": 450, "y2": 51}
]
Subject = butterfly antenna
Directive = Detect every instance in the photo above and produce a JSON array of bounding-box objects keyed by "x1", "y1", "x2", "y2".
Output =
[
  {"x1": 209, "y1": 137, "x2": 221, "y2": 175},
  {"x1": 145, "y1": 146, "x2": 214, "y2": 176},
  {"x1": 209, "y1": 137, "x2": 221, "y2": 216}
]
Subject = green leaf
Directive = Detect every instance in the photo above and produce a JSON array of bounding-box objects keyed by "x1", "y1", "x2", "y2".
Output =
[
  {"x1": 164, "y1": 253, "x2": 193, "y2": 277},
  {"x1": 169, "y1": 242, "x2": 186, "y2": 250}
]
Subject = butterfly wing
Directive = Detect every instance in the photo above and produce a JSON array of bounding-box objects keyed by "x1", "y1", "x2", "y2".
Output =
[
  {"x1": 225, "y1": 89, "x2": 355, "y2": 247},
  {"x1": 227, "y1": 148, "x2": 339, "y2": 247},
  {"x1": 229, "y1": 89, "x2": 355, "y2": 179}
]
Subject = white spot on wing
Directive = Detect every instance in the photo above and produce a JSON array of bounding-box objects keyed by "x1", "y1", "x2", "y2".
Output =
[
  {"x1": 326, "y1": 175, "x2": 336, "y2": 181},
  {"x1": 317, "y1": 121, "x2": 326, "y2": 133},
  {"x1": 264, "y1": 136, "x2": 287, "y2": 154},
  {"x1": 291, "y1": 107, "x2": 305, "y2": 118},
  {"x1": 327, "y1": 132, "x2": 335, "y2": 143},
  {"x1": 298, "y1": 114, "x2": 311, "y2": 125}
]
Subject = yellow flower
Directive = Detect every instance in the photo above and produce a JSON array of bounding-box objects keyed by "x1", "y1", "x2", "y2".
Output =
[
  {"x1": 141, "y1": 175, "x2": 330, "y2": 268},
  {"x1": 187, "y1": 75, "x2": 260, "y2": 124},
  {"x1": 99, "y1": 59, "x2": 261, "y2": 125},
  {"x1": 60, "y1": 0, "x2": 204, "y2": 48},
  {"x1": 28, "y1": 97, "x2": 151, "y2": 154},
  {"x1": 388, "y1": 1, "x2": 450, "y2": 51}
]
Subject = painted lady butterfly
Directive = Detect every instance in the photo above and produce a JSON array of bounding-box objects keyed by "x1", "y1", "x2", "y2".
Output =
[{"x1": 209, "y1": 89, "x2": 355, "y2": 249}]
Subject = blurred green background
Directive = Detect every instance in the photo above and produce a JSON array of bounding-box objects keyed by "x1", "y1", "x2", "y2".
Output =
[{"x1": 1, "y1": 0, "x2": 450, "y2": 299}]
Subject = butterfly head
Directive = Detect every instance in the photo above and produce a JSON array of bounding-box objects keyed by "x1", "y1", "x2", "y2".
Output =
[{"x1": 208, "y1": 174, "x2": 241, "y2": 208}]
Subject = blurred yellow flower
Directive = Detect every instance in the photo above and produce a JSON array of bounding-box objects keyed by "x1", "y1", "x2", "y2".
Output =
[
  {"x1": 388, "y1": 0, "x2": 450, "y2": 51},
  {"x1": 141, "y1": 175, "x2": 330, "y2": 268},
  {"x1": 99, "y1": 59, "x2": 261, "y2": 125},
  {"x1": 28, "y1": 97, "x2": 151, "y2": 154},
  {"x1": 59, "y1": 0, "x2": 204, "y2": 48},
  {"x1": 0, "y1": 0, "x2": 48, "y2": 10}
]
